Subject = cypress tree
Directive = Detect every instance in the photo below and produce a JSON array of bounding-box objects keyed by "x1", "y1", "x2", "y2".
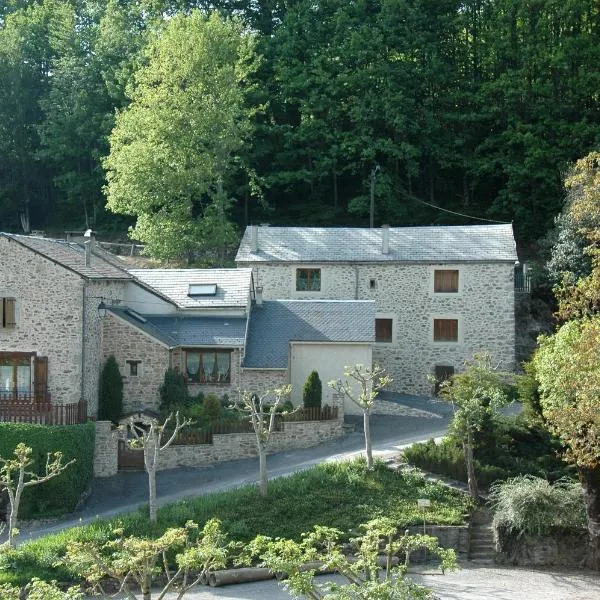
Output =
[
  {"x1": 98, "y1": 355, "x2": 123, "y2": 422},
  {"x1": 303, "y1": 370, "x2": 322, "y2": 409}
]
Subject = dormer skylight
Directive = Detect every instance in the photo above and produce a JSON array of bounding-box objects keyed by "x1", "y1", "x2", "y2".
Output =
[
  {"x1": 188, "y1": 283, "x2": 217, "y2": 297},
  {"x1": 125, "y1": 308, "x2": 147, "y2": 323}
]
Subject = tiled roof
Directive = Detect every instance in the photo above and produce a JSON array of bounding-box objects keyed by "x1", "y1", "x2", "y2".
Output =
[
  {"x1": 236, "y1": 224, "x2": 517, "y2": 263},
  {"x1": 129, "y1": 268, "x2": 253, "y2": 309},
  {"x1": 110, "y1": 308, "x2": 246, "y2": 347},
  {"x1": 2, "y1": 233, "x2": 132, "y2": 279},
  {"x1": 244, "y1": 300, "x2": 375, "y2": 368}
]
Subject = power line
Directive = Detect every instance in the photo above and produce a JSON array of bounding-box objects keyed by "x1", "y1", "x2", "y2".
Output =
[{"x1": 410, "y1": 196, "x2": 510, "y2": 224}]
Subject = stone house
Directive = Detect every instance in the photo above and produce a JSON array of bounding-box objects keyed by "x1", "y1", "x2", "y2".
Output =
[{"x1": 236, "y1": 224, "x2": 518, "y2": 395}]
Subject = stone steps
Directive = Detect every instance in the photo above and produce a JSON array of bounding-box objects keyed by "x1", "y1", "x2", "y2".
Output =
[{"x1": 469, "y1": 509, "x2": 496, "y2": 564}]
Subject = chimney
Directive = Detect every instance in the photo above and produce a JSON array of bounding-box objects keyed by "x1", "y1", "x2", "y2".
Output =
[
  {"x1": 84, "y1": 240, "x2": 92, "y2": 267},
  {"x1": 381, "y1": 224, "x2": 390, "y2": 254},
  {"x1": 250, "y1": 225, "x2": 259, "y2": 253},
  {"x1": 255, "y1": 286, "x2": 263, "y2": 306}
]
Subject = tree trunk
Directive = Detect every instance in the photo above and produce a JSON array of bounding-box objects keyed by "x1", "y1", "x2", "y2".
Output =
[
  {"x1": 579, "y1": 465, "x2": 600, "y2": 570},
  {"x1": 148, "y1": 456, "x2": 158, "y2": 522},
  {"x1": 259, "y1": 449, "x2": 268, "y2": 497},
  {"x1": 464, "y1": 433, "x2": 478, "y2": 500},
  {"x1": 7, "y1": 490, "x2": 21, "y2": 547},
  {"x1": 363, "y1": 411, "x2": 373, "y2": 469}
]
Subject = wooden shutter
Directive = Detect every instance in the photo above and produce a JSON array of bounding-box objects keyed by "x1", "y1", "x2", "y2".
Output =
[
  {"x1": 34, "y1": 356, "x2": 48, "y2": 403},
  {"x1": 434, "y1": 270, "x2": 459, "y2": 293},
  {"x1": 434, "y1": 319, "x2": 458, "y2": 341},
  {"x1": 4, "y1": 298, "x2": 16, "y2": 327}
]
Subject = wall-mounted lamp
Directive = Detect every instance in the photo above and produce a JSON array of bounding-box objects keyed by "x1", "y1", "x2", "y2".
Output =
[{"x1": 98, "y1": 301, "x2": 107, "y2": 318}]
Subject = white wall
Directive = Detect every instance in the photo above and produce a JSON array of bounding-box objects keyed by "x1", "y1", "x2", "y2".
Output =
[{"x1": 290, "y1": 342, "x2": 372, "y2": 415}]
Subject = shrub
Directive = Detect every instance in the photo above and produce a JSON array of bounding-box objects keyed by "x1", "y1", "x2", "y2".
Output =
[
  {"x1": 202, "y1": 394, "x2": 222, "y2": 420},
  {"x1": 159, "y1": 368, "x2": 188, "y2": 413},
  {"x1": 0, "y1": 422, "x2": 95, "y2": 518},
  {"x1": 98, "y1": 355, "x2": 123, "y2": 422},
  {"x1": 303, "y1": 370, "x2": 322, "y2": 409},
  {"x1": 489, "y1": 475, "x2": 586, "y2": 540}
]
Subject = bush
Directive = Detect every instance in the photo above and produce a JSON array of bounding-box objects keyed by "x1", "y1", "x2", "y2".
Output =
[
  {"x1": 98, "y1": 355, "x2": 123, "y2": 422},
  {"x1": 159, "y1": 368, "x2": 188, "y2": 414},
  {"x1": 0, "y1": 422, "x2": 95, "y2": 518},
  {"x1": 489, "y1": 475, "x2": 586, "y2": 541},
  {"x1": 303, "y1": 370, "x2": 322, "y2": 409},
  {"x1": 202, "y1": 394, "x2": 222, "y2": 420}
]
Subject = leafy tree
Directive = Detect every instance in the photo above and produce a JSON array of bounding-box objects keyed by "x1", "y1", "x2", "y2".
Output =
[
  {"x1": 104, "y1": 10, "x2": 259, "y2": 261},
  {"x1": 533, "y1": 316, "x2": 600, "y2": 569},
  {"x1": 0, "y1": 578, "x2": 82, "y2": 600},
  {"x1": 303, "y1": 370, "x2": 322, "y2": 410},
  {"x1": 126, "y1": 412, "x2": 192, "y2": 522},
  {"x1": 329, "y1": 364, "x2": 391, "y2": 469},
  {"x1": 0, "y1": 443, "x2": 74, "y2": 547},
  {"x1": 242, "y1": 518, "x2": 458, "y2": 599},
  {"x1": 437, "y1": 354, "x2": 510, "y2": 500},
  {"x1": 98, "y1": 354, "x2": 124, "y2": 422},
  {"x1": 232, "y1": 386, "x2": 292, "y2": 497}
]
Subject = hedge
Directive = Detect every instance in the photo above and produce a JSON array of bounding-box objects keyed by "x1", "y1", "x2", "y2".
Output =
[{"x1": 0, "y1": 421, "x2": 95, "y2": 518}]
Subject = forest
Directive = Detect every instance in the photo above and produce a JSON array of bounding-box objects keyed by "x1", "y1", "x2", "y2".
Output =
[{"x1": 0, "y1": 0, "x2": 599, "y2": 258}]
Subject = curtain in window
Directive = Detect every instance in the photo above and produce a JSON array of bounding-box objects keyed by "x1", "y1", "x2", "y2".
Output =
[
  {"x1": 216, "y1": 353, "x2": 230, "y2": 382},
  {"x1": 186, "y1": 352, "x2": 200, "y2": 379},
  {"x1": 310, "y1": 271, "x2": 320, "y2": 290},
  {"x1": 16, "y1": 365, "x2": 31, "y2": 392},
  {"x1": 202, "y1": 353, "x2": 216, "y2": 382},
  {"x1": 0, "y1": 365, "x2": 12, "y2": 391}
]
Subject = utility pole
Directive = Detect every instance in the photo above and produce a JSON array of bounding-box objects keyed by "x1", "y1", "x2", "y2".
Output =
[{"x1": 369, "y1": 165, "x2": 380, "y2": 228}]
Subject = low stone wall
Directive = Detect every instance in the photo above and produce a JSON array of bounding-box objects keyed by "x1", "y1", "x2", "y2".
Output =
[
  {"x1": 495, "y1": 530, "x2": 588, "y2": 567},
  {"x1": 93, "y1": 421, "x2": 119, "y2": 477},
  {"x1": 157, "y1": 419, "x2": 344, "y2": 471},
  {"x1": 406, "y1": 525, "x2": 470, "y2": 560}
]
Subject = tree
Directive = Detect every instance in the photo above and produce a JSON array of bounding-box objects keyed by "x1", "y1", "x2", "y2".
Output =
[
  {"x1": 243, "y1": 518, "x2": 458, "y2": 599},
  {"x1": 0, "y1": 578, "x2": 82, "y2": 600},
  {"x1": 159, "y1": 367, "x2": 188, "y2": 414},
  {"x1": 533, "y1": 316, "x2": 600, "y2": 569},
  {"x1": 127, "y1": 412, "x2": 191, "y2": 522},
  {"x1": 328, "y1": 364, "x2": 391, "y2": 469},
  {"x1": 233, "y1": 386, "x2": 292, "y2": 497},
  {"x1": 64, "y1": 518, "x2": 228, "y2": 600},
  {"x1": 437, "y1": 354, "x2": 510, "y2": 500},
  {"x1": 303, "y1": 370, "x2": 322, "y2": 410},
  {"x1": 0, "y1": 443, "x2": 74, "y2": 546},
  {"x1": 98, "y1": 354, "x2": 124, "y2": 422},
  {"x1": 104, "y1": 10, "x2": 259, "y2": 261}
]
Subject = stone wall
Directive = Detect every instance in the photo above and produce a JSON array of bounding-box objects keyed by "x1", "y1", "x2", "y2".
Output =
[
  {"x1": 0, "y1": 237, "x2": 84, "y2": 405},
  {"x1": 240, "y1": 368, "x2": 289, "y2": 393},
  {"x1": 101, "y1": 312, "x2": 170, "y2": 413},
  {"x1": 93, "y1": 421, "x2": 119, "y2": 477},
  {"x1": 241, "y1": 261, "x2": 516, "y2": 395},
  {"x1": 406, "y1": 525, "x2": 470, "y2": 560}
]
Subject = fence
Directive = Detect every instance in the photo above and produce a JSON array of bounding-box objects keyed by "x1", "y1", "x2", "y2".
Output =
[
  {"x1": 514, "y1": 266, "x2": 532, "y2": 293},
  {"x1": 0, "y1": 399, "x2": 88, "y2": 425}
]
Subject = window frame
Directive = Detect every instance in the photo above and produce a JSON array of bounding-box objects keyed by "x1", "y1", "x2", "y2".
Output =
[
  {"x1": 375, "y1": 314, "x2": 395, "y2": 345},
  {"x1": 1, "y1": 297, "x2": 17, "y2": 328},
  {"x1": 184, "y1": 349, "x2": 232, "y2": 384},
  {"x1": 0, "y1": 351, "x2": 34, "y2": 395},
  {"x1": 295, "y1": 268, "x2": 321, "y2": 292},
  {"x1": 126, "y1": 359, "x2": 142, "y2": 377},
  {"x1": 433, "y1": 269, "x2": 459, "y2": 294},
  {"x1": 432, "y1": 317, "x2": 460, "y2": 343}
]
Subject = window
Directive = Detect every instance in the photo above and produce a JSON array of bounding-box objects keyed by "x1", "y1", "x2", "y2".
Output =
[
  {"x1": 434, "y1": 270, "x2": 459, "y2": 293},
  {"x1": 188, "y1": 283, "x2": 217, "y2": 297},
  {"x1": 126, "y1": 360, "x2": 142, "y2": 377},
  {"x1": 296, "y1": 268, "x2": 321, "y2": 291},
  {"x1": 0, "y1": 352, "x2": 47, "y2": 400},
  {"x1": 185, "y1": 350, "x2": 231, "y2": 384},
  {"x1": 434, "y1": 365, "x2": 455, "y2": 395},
  {"x1": 1, "y1": 298, "x2": 16, "y2": 328},
  {"x1": 375, "y1": 318, "x2": 393, "y2": 343},
  {"x1": 369, "y1": 278, "x2": 377, "y2": 289},
  {"x1": 433, "y1": 319, "x2": 458, "y2": 342}
]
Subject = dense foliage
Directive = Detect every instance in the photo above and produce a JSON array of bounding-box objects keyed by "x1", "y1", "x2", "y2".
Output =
[
  {"x1": 0, "y1": 459, "x2": 471, "y2": 586},
  {"x1": 302, "y1": 370, "x2": 322, "y2": 409},
  {"x1": 1, "y1": 0, "x2": 599, "y2": 252},
  {"x1": 97, "y1": 354, "x2": 123, "y2": 422},
  {"x1": 0, "y1": 422, "x2": 94, "y2": 518}
]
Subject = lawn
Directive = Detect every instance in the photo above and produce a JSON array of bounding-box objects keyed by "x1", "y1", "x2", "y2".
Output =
[{"x1": 0, "y1": 458, "x2": 472, "y2": 586}]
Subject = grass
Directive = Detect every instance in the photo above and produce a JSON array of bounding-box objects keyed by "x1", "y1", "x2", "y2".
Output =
[{"x1": 0, "y1": 458, "x2": 472, "y2": 586}]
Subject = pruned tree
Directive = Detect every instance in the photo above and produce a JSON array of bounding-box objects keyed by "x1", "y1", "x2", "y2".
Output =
[
  {"x1": 233, "y1": 386, "x2": 292, "y2": 497},
  {"x1": 127, "y1": 412, "x2": 191, "y2": 522},
  {"x1": 65, "y1": 518, "x2": 228, "y2": 600},
  {"x1": 328, "y1": 364, "x2": 392, "y2": 469},
  {"x1": 437, "y1": 354, "x2": 510, "y2": 500},
  {"x1": 0, "y1": 443, "x2": 74, "y2": 546},
  {"x1": 0, "y1": 578, "x2": 83, "y2": 600},
  {"x1": 242, "y1": 518, "x2": 457, "y2": 599}
]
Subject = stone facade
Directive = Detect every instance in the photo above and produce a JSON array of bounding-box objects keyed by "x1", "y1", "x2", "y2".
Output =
[
  {"x1": 240, "y1": 368, "x2": 289, "y2": 393},
  {"x1": 241, "y1": 261, "x2": 515, "y2": 395},
  {"x1": 93, "y1": 420, "x2": 119, "y2": 477},
  {"x1": 101, "y1": 312, "x2": 170, "y2": 413}
]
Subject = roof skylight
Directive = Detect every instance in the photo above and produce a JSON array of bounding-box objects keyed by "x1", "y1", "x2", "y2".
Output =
[{"x1": 188, "y1": 283, "x2": 217, "y2": 297}]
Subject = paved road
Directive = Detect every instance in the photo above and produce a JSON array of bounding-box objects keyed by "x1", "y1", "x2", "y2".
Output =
[{"x1": 18, "y1": 392, "x2": 452, "y2": 541}]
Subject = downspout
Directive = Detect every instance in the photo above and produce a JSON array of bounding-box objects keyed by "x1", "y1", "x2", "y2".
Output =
[
  {"x1": 81, "y1": 281, "x2": 87, "y2": 402},
  {"x1": 353, "y1": 265, "x2": 359, "y2": 300}
]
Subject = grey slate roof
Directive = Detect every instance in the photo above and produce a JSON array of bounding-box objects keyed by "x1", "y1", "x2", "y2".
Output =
[
  {"x1": 129, "y1": 268, "x2": 253, "y2": 309},
  {"x1": 244, "y1": 300, "x2": 375, "y2": 369},
  {"x1": 2, "y1": 233, "x2": 132, "y2": 280},
  {"x1": 235, "y1": 224, "x2": 517, "y2": 264},
  {"x1": 110, "y1": 308, "x2": 246, "y2": 347}
]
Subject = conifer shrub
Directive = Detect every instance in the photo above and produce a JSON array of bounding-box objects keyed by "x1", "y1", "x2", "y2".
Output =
[
  {"x1": 303, "y1": 370, "x2": 322, "y2": 409},
  {"x1": 98, "y1": 355, "x2": 123, "y2": 423},
  {"x1": 159, "y1": 368, "x2": 188, "y2": 414},
  {"x1": 202, "y1": 394, "x2": 223, "y2": 420}
]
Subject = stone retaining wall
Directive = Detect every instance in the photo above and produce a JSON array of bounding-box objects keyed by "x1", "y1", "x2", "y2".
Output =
[{"x1": 406, "y1": 525, "x2": 470, "y2": 560}]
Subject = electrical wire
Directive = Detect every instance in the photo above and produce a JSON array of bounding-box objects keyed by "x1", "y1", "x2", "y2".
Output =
[{"x1": 410, "y1": 196, "x2": 510, "y2": 224}]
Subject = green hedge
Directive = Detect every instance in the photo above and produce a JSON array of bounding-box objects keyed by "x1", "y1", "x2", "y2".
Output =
[{"x1": 0, "y1": 421, "x2": 95, "y2": 518}]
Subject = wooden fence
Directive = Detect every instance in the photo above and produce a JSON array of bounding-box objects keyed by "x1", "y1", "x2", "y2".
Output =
[{"x1": 0, "y1": 399, "x2": 88, "y2": 425}]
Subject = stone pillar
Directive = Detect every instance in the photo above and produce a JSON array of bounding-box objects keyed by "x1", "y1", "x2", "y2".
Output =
[{"x1": 93, "y1": 421, "x2": 119, "y2": 477}]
